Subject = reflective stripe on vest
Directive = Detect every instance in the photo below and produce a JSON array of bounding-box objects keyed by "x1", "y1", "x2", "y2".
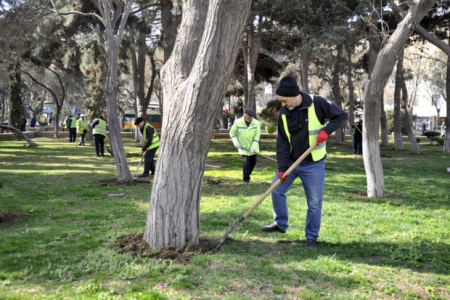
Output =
[
  {"x1": 143, "y1": 123, "x2": 160, "y2": 150},
  {"x1": 281, "y1": 95, "x2": 326, "y2": 161},
  {"x1": 93, "y1": 119, "x2": 107, "y2": 137}
]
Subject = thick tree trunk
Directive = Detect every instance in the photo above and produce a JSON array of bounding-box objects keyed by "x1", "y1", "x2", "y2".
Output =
[
  {"x1": 363, "y1": 0, "x2": 436, "y2": 198},
  {"x1": 106, "y1": 43, "x2": 133, "y2": 182},
  {"x1": 394, "y1": 48, "x2": 404, "y2": 150},
  {"x1": 144, "y1": 0, "x2": 252, "y2": 249},
  {"x1": 380, "y1": 95, "x2": 389, "y2": 146},
  {"x1": 161, "y1": 0, "x2": 181, "y2": 62}
]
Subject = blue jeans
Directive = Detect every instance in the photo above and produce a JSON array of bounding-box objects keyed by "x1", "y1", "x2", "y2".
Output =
[{"x1": 270, "y1": 159, "x2": 325, "y2": 241}]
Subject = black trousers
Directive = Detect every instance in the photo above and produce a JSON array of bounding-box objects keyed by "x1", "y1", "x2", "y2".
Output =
[
  {"x1": 143, "y1": 147, "x2": 158, "y2": 175},
  {"x1": 93, "y1": 134, "x2": 105, "y2": 156},
  {"x1": 79, "y1": 130, "x2": 87, "y2": 145},
  {"x1": 242, "y1": 155, "x2": 257, "y2": 182},
  {"x1": 69, "y1": 128, "x2": 76, "y2": 142}
]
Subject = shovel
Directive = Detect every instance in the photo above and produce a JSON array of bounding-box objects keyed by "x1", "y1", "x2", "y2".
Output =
[
  {"x1": 217, "y1": 143, "x2": 317, "y2": 249},
  {"x1": 240, "y1": 147, "x2": 277, "y2": 163},
  {"x1": 133, "y1": 151, "x2": 146, "y2": 179}
]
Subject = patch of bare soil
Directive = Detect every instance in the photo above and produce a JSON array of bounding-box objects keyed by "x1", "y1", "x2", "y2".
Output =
[
  {"x1": 351, "y1": 193, "x2": 403, "y2": 199},
  {"x1": 0, "y1": 210, "x2": 24, "y2": 225},
  {"x1": 115, "y1": 233, "x2": 218, "y2": 261},
  {"x1": 97, "y1": 178, "x2": 150, "y2": 187}
]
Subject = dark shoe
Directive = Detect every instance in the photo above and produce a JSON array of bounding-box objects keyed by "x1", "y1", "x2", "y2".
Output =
[
  {"x1": 101, "y1": 154, "x2": 104, "y2": 157},
  {"x1": 304, "y1": 239, "x2": 318, "y2": 249},
  {"x1": 138, "y1": 174, "x2": 149, "y2": 178},
  {"x1": 261, "y1": 223, "x2": 285, "y2": 234}
]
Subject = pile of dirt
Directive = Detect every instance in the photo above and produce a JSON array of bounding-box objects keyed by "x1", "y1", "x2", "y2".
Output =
[
  {"x1": 0, "y1": 210, "x2": 23, "y2": 225},
  {"x1": 206, "y1": 178, "x2": 222, "y2": 185},
  {"x1": 97, "y1": 178, "x2": 150, "y2": 187},
  {"x1": 115, "y1": 233, "x2": 218, "y2": 260}
]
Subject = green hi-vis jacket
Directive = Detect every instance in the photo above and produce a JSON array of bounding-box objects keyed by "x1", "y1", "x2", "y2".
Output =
[
  {"x1": 230, "y1": 116, "x2": 261, "y2": 156},
  {"x1": 76, "y1": 118, "x2": 89, "y2": 134},
  {"x1": 93, "y1": 119, "x2": 107, "y2": 137},
  {"x1": 143, "y1": 122, "x2": 160, "y2": 151}
]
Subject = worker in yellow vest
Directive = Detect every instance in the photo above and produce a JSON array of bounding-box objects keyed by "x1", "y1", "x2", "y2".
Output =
[
  {"x1": 76, "y1": 114, "x2": 89, "y2": 146},
  {"x1": 90, "y1": 115, "x2": 107, "y2": 157},
  {"x1": 261, "y1": 76, "x2": 348, "y2": 249},
  {"x1": 135, "y1": 117, "x2": 160, "y2": 177},
  {"x1": 230, "y1": 108, "x2": 261, "y2": 185}
]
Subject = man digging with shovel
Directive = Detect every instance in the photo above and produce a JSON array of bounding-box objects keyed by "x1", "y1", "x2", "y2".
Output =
[
  {"x1": 261, "y1": 76, "x2": 348, "y2": 249},
  {"x1": 135, "y1": 117, "x2": 160, "y2": 178}
]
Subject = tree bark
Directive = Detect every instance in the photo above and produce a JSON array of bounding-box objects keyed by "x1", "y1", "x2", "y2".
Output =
[
  {"x1": 0, "y1": 124, "x2": 37, "y2": 146},
  {"x1": 332, "y1": 44, "x2": 344, "y2": 144},
  {"x1": 345, "y1": 43, "x2": 356, "y2": 129},
  {"x1": 363, "y1": 0, "x2": 436, "y2": 198},
  {"x1": 400, "y1": 76, "x2": 420, "y2": 154},
  {"x1": 394, "y1": 48, "x2": 404, "y2": 150},
  {"x1": 144, "y1": 0, "x2": 252, "y2": 249},
  {"x1": 242, "y1": 16, "x2": 261, "y2": 113},
  {"x1": 380, "y1": 94, "x2": 389, "y2": 146},
  {"x1": 444, "y1": 49, "x2": 450, "y2": 153},
  {"x1": 8, "y1": 62, "x2": 25, "y2": 130}
]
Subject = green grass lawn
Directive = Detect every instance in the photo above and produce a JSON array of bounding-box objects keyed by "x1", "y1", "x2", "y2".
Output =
[{"x1": 0, "y1": 137, "x2": 449, "y2": 299}]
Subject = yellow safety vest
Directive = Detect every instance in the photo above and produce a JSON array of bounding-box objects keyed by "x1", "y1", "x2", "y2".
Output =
[
  {"x1": 143, "y1": 123, "x2": 160, "y2": 150},
  {"x1": 281, "y1": 95, "x2": 326, "y2": 161},
  {"x1": 76, "y1": 118, "x2": 89, "y2": 134},
  {"x1": 93, "y1": 119, "x2": 107, "y2": 137}
]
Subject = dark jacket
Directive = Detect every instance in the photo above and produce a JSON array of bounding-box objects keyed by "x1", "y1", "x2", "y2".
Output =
[
  {"x1": 276, "y1": 92, "x2": 348, "y2": 171},
  {"x1": 352, "y1": 122, "x2": 363, "y2": 138}
]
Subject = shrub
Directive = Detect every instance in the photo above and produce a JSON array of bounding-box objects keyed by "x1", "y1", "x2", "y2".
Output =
[
  {"x1": 265, "y1": 123, "x2": 277, "y2": 134},
  {"x1": 415, "y1": 138, "x2": 421, "y2": 144},
  {"x1": 424, "y1": 130, "x2": 441, "y2": 142},
  {"x1": 122, "y1": 128, "x2": 132, "y2": 132},
  {"x1": 436, "y1": 137, "x2": 444, "y2": 145}
]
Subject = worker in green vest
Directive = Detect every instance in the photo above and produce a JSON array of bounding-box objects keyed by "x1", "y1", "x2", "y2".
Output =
[
  {"x1": 230, "y1": 108, "x2": 261, "y2": 185},
  {"x1": 90, "y1": 115, "x2": 107, "y2": 157},
  {"x1": 76, "y1": 114, "x2": 89, "y2": 146},
  {"x1": 261, "y1": 76, "x2": 348, "y2": 249},
  {"x1": 135, "y1": 117, "x2": 160, "y2": 177}
]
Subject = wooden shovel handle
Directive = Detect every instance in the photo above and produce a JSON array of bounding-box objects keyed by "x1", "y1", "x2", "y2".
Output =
[{"x1": 242, "y1": 144, "x2": 317, "y2": 218}]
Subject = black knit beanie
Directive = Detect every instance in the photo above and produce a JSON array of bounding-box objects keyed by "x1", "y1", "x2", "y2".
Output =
[
  {"x1": 134, "y1": 117, "x2": 144, "y2": 125},
  {"x1": 275, "y1": 76, "x2": 301, "y2": 97}
]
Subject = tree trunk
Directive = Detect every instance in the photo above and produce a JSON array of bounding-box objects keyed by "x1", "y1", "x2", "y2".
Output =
[
  {"x1": 444, "y1": 51, "x2": 450, "y2": 153},
  {"x1": 363, "y1": 0, "x2": 436, "y2": 198},
  {"x1": 144, "y1": 0, "x2": 252, "y2": 249},
  {"x1": 394, "y1": 48, "x2": 404, "y2": 150},
  {"x1": 161, "y1": 0, "x2": 181, "y2": 62},
  {"x1": 300, "y1": 42, "x2": 310, "y2": 93},
  {"x1": 332, "y1": 44, "x2": 344, "y2": 144},
  {"x1": 8, "y1": 62, "x2": 24, "y2": 130},
  {"x1": 380, "y1": 94, "x2": 389, "y2": 146},
  {"x1": 105, "y1": 42, "x2": 132, "y2": 182},
  {"x1": 0, "y1": 124, "x2": 37, "y2": 146},
  {"x1": 242, "y1": 16, "x2": 261, "y2": 113},
  {"x1": 345, "y1": 43, "x2": 356, "y2": 131},
  {"x1": 401, "y1": 77, "x2": 420, "y2": 154}
]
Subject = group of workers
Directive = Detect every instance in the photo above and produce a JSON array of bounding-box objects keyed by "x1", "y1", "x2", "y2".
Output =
[{"x1": 63, "y1": 114, "x2": 107, "y2": 157}]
